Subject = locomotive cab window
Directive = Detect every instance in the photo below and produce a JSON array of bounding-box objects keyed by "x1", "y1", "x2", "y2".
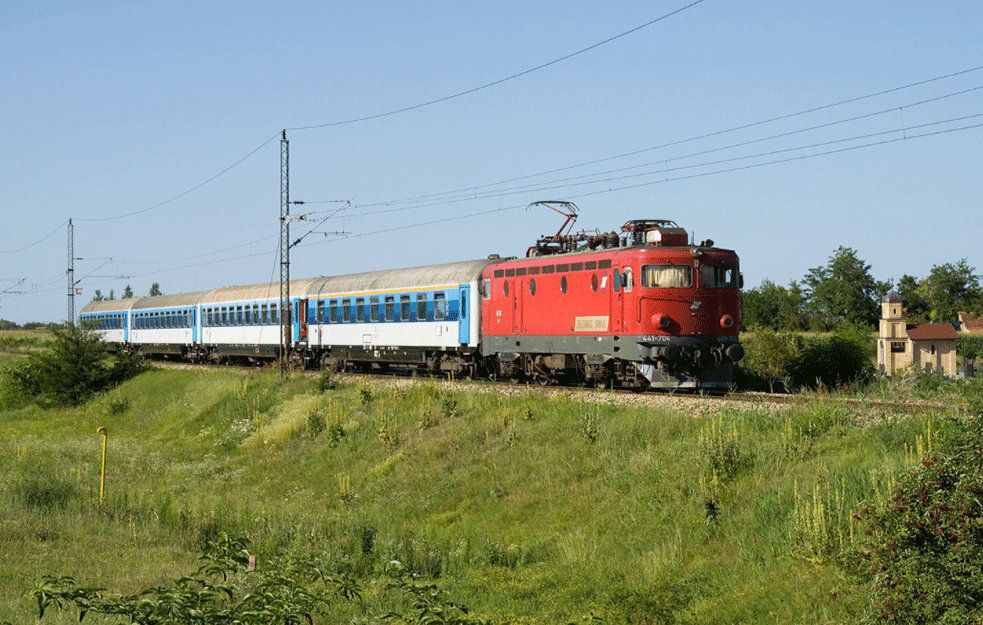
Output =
[
  {"x1": 641, "y1": 264, "x2": 692, "y2": 288},
  {"x1": 700, "y1": 264, "x2": 738, "y2": 288},
  {"x1": 482, "y1": 278, "x2": 491, "y2": 300}
]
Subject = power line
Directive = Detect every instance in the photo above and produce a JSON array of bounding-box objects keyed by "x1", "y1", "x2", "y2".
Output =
[
  {"x1": 0, "y1": 219, "x2": 69, "y2": 254},
  {"x1": 75, "y1": 132, "x2": 281, "y2": 223},
  {"x1": 347, "y1": 65, "x2": 983, "y2": 212},
  {"x1": 285, "y1": 0, "x2": 708, "y2": 131},
  {"x1": 292, "y1": 113, "x2": 983, "y2": 250}
]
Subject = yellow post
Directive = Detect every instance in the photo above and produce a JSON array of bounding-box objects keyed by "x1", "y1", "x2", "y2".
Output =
[{"x1": 97, "y1": 427, "x2": 108, "y2": 506}]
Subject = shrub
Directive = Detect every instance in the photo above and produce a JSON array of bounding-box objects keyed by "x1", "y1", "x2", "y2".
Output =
[
  {"x1": 849, "y1": 416, "x2": 983, "y2": 623},
  {"x1": 791, "y1": 323, "x2": 874, "y2": 390},
  {"x1": 734, "y1": 329, "x2": 803, "y2": 391},
  {"x1": 29, "y1": 533, "x2": 362, "y2": 623},
  {"x1": 2, "y1": 326, "x2": 147, "y2": 407}
]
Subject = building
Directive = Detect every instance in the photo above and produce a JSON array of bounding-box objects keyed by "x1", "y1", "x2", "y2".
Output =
[
  {"x1": 957, "y1": 311, "x2": 983, "y2": 334},
  {"x1": 878, "y1": 291, "x2": 958, "y2": 376}
]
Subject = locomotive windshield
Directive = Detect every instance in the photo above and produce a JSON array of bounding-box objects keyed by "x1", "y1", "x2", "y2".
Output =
[
  {"x1": 700, "y1": 263, "x2": 739, "y2": 288},
  {"x1": 641, "y1": 264, "x2": 692, "y2": 288}
]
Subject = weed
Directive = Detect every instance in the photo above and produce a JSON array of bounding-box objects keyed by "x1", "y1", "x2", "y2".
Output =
[
  {"x1": 700, "y1": 414, "x2": 751, "y2": 482},
  {"x1": 107, "y1": 394, "x2": 131, "y2": 415},
  {"x1": 306, "y1": 409, "x2": 326, "y2": 438},
  {"x1": 317, "y1": 368, "x2": 336, "y2": 392},
  {"x1": 13, "y1": 471, "x2": 79, "y2": 512},
  {"x1": 326, "y1": 423, "x2": 346, "y2": 447},
  {"x1": 579, "y1": 404, "x2": 599, "y2": 445}
]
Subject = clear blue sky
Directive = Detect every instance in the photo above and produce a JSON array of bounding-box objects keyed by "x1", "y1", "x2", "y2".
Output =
[{"x1": 2, "y1": 0, "x2": 981, "y2": 324}]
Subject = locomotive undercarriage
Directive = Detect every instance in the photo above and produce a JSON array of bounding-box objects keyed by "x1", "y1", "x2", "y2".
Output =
[
  {"x1": 126, "y1": 334, "x2": 742, "y2": 391},
  {"x1": 486, "y1": 334, "x2": 743, "y2": 390}
]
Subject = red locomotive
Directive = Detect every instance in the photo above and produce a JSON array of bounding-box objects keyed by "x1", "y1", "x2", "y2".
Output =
[{"x1": 481, "y1": 204, "x2": 744, "y2": 390}]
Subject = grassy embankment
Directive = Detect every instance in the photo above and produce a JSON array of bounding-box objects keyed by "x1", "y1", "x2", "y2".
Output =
[{"x1": 1, "y1": 354, "x2": 966, "y2": 624}]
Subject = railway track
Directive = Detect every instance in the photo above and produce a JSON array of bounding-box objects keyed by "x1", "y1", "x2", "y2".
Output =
[{"x1": 152, "y1": 360, "x2": 968, "y2": 418}]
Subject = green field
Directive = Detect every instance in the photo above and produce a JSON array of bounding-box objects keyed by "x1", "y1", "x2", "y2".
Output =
[{"x1": 0, "y1": 361, "x2": 973, "y2": 623}]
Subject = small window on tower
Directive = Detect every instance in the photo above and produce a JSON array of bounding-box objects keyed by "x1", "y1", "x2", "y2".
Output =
[{"x1": 891, "y1": 342, "x2": 905, "y2": 353}]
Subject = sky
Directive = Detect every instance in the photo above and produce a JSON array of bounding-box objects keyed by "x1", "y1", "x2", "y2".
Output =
[{"x1": 1, "y1": 0, "x2": 981, "y2": 324}]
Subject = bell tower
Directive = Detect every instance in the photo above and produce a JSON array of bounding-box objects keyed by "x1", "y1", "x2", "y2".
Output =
[{"x1": 878, "y1": 291, "x2": 909, "y2": 375}]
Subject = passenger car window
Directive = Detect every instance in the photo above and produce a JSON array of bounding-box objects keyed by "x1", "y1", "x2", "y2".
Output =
[
  {"x1": 417, "y1": 293, "x2": 427, "y2": 321},
  {"x1": 400, "y1": 295, "x2": 410, "y2": 320},
  {"x1": 434, "y1": 293, "x2": 447, "y2": 321}
]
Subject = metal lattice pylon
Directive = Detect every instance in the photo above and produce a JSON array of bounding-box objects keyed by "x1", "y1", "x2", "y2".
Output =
[{"x1": 279, "y1": 131, "x2": 290, "y2": 375}]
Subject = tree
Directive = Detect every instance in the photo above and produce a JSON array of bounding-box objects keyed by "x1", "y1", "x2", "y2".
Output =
[
  {"x1": 895, "y1": 274, "x2": 930, "y2": 323},
  {"x1": 149, "y1": 282, "x2": 163, "y2": 297},
  {"x1": 122, "y1": 284, "x2": 133, "y2": 299},
  {"x1": 802, "y1": 247, "x2": 890, "y2": 328},
  {"x1": 924, "y1": 260, "x2": 981, "y2": 323},
  {"x1": 91, "y1": 290, "x2": 104, "y2": 302},
  {"x1": 741, "y1": 279, "x2": 806, "y2": 331},
  {"x1": 108, "y1": 289, "x2": 115, "y2": 300}
]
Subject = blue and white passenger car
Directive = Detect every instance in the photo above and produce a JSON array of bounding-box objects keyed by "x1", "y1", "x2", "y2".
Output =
[
  {"x1": 304, "y1": 259, "x2": 496, "y2": 375},
  {"x1": 79, "y1": 298, "x2": 136, "y2": 345}
]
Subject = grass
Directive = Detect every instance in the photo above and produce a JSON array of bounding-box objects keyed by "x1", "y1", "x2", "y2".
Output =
[{"x1": 0, "y1": 366, "x2": 970, "y2": 623}]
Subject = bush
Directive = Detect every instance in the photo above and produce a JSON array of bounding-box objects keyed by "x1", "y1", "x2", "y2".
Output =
[
  {"x1": 849, "y1": 416, "x2": 983, "y2": 623},
  {"x1": 790, "y1": 323, "x2": 874, "y2": 390},
  {"x1": 734, "y1": 328, "x2": 804, "y2": 391},
  {"x1": 736, "y1": 325, "x2": 874, "y2": 392},
  {"x1": 1, "y1": 326, "x2": 147, "y2": 407}
]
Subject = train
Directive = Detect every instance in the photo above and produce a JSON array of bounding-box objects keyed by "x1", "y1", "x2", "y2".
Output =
[{"x1": 80, "y1": 214, "x2": 744, "y2": 390}]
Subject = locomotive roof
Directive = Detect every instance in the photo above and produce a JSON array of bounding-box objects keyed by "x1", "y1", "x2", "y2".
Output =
[
  {"x1": 308, "y1": 259, "x2": 497, "y2": 296},
  {"x1": 508, "y1": 242, "x2": 736, "y2": 263}
]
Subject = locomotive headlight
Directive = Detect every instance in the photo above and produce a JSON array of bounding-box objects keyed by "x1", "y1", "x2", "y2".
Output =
[
  {"x1": 653, "y1": 313, "x2": 672, "y2": 329},
  {"x1": 720, "y1": 315, "x2": 734, "y2": 329}
]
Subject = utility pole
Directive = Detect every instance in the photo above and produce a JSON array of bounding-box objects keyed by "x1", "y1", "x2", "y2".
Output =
[
  {"x1": 67, "y1": 218, "x2": 75, "y2": 326},
  {"x1": 279, "y1": 130, "x2": 290, "y2": 375}
]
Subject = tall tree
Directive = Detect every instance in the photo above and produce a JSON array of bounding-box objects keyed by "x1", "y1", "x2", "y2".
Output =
[
  {"x1": 924, "y1": 259, "x2": 981, "y2": 322},
  {"x1": 802, "y1": 247, "x2": 890, "y2": 328},
  {"x1": 149, "y1": 283, "x2": 163, "y2": 297},
  {"x1": 122, "y1": 284, "x2": 133, "y2": 299},
  {"x1": 91, "y1": 290, "x2": 104, "y2": 302},
  {"x1": 895, "y1": 273, "x2": 930, "y2": 323},
  {"x1": 741, "y1": 279, "x2": 806, "y2": 331}
]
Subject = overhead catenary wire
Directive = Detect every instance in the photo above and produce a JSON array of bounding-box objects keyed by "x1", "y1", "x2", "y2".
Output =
[
  {"x1": 285, "y1": 0, "x2": 708, "y2": 132},
  {"x1": 345, "y1": 67, "x2": 983, "y2": 211}
]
